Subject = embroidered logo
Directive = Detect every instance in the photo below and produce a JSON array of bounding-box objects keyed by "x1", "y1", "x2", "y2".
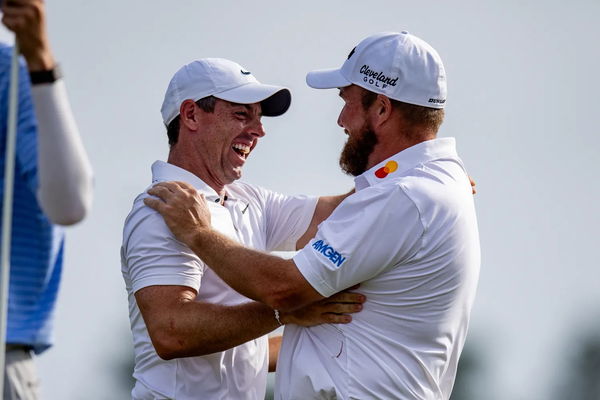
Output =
[
  {"x1": 375, "y1": 160, "x2": 398, "y2": 179},
  {"x1": 240, "y1": 69, "x2": 251, "y2": 75},
  {"x1": 359, "y1": 64, "x2": 398, "y2": 90},
  {"x1": 347, "y1": 47, "x2": 356, "y2": 60},
  {"x1": 312, "y1": 240, "x2": 347, "y2": 267},
  {"x1": 428, "y1": 98, "x2": 446, "y2": 105}
]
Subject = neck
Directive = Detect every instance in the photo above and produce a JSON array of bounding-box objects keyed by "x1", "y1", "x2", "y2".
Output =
[
  {"x1": 167, "y1": 146, "x2": 226, "y2": 197},
  {"x1": 367, "y1": 127, "x2": 436, "y2": 170}
]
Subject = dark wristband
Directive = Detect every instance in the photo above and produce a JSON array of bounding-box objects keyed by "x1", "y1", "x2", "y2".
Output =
[{"x1": 29, "y1": 65, "x2": 62, "y2": 85}]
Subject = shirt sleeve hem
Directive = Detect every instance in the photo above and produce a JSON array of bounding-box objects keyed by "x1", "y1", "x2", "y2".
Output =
[
  {"x1": 292, "y1": 251, "x2": 336, "y2": 298},
  {"x1": 132, "y1": 277, "x2": 200, "y2": 294}
]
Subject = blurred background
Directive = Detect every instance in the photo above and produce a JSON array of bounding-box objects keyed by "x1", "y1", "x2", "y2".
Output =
[{"x1": 2, "y1": 0, "x2": 599, "y2": 398}]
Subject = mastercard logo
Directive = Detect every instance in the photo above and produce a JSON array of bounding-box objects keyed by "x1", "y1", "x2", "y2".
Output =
[{"x1": 374, "y1": 160, "x2": 398, "y2": 179}]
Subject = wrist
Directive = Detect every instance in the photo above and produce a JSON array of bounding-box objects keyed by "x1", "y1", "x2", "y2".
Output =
[
  {"x1": 29, "y1": 64, "x2": 62, "y2": 85},
  {"x1": 276, "y1": 309, "x2": 292, "y2": 325},
  {"x1": 23, "y1": 49, "x2": 55, "y2": 72}
]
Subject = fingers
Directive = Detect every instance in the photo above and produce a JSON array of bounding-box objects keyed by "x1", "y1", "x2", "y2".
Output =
[
  {"x1": 154, "y1": 181, "x2": 196, "y2": 193},
  {"x1": 147, "y1": 181, "x2": 205, "y2": 203},
  {"x1": 143, "y1": 197, "x2": 163, "y2": 212},
  {"x1": 326, "y1": 291, "x2": 366, "y2": 304},
  {"x1": 321, "y1": 313, "x2": 353, "y2": 324},
  {"x1": 147, "y1": 185, "x2": 171, "y2": 201},
  {"x1": 151, "y1": 181, "x2": 178, "y2": 193},
  {"x1": 322, "y1": 302, "x2": 363, "y2": 314},
  {"x1": 469, "y1": 176, "x2": 477, "y2": 195},
  {"x1": 1, "y1": 1, "x2": 42, "y2": 31}
]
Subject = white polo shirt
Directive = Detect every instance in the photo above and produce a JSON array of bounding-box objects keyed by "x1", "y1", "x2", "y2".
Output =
[
  {"x1": 276, "y1": 138, "x2": 480, "y2": 400},
  {"x1": 121, "y1": 161, "x2": 317, "y2": 400}
]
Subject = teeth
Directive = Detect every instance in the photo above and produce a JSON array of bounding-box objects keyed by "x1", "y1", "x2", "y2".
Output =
[{"x1": 232, "y1": 143, "x2": 250, "y2": 155}]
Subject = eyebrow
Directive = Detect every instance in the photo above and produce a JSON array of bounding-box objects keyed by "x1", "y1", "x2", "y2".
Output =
[{"x1": 231, "y1": 103, "x2": 262, "y2": 117}]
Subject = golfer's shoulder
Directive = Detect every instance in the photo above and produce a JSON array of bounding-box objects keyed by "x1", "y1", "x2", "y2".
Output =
[{"x1": 123, "y1": 191, "x2": 170, "y2": 235}]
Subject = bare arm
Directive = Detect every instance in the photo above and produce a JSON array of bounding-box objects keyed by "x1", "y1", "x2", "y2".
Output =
[
  {"x1": 144, "y1": 182, "x2": 366, "y2": 310},
  {"x1": 296, "y1": 191, "x2": 354, "y2": 249},
  {"x1": 135, "y1": 285, "x2": 281, "y2": 360},
  {"x1": 135, "y1": 284, "x2": 364, "y2": 360},
  {"x1": 186, "y1": 229, "x2": 323, "y2": 311}
]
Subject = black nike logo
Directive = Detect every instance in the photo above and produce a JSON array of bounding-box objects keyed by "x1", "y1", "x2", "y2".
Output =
[{"x1": 240, "y1": 70, "x2": 251, "y2": 75}]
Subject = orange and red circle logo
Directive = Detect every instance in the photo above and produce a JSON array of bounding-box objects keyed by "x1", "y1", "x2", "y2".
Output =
[{"x1": 375, "y1": 160, "x2": 398, "y2": 179}]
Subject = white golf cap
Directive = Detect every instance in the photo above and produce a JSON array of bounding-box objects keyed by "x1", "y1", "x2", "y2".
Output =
[
  {"x1": 161, "y1": 58, "x2": 291, "y2": 125},
  {"x1": 306, "y1": 31, "x2": 447, "y2": 108}
]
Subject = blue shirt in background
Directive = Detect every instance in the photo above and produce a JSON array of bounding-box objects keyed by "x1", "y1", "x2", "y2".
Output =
[{"x1": 0, "y1": 43, "x2": 64, "y2": 354}]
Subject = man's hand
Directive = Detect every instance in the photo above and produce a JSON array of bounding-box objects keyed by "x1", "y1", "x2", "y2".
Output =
[
  {"x1": 280, "y1": 286, "x2": 365, "y2": 326},
  {"x1": 144, "y1": 181, "x2": 211, "y2": 246},
  {"x1": 1, "y1": 0, "x2": 55, "y2": 71}
]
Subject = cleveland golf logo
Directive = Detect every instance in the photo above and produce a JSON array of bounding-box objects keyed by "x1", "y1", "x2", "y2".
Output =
[
  {"x1": 375, "y1": 160, "x2": 398, "y2": 179},
  {"x1": 359, "y1": 65, "x2": 398, "y2": 89},
  {"x1": 312, "y1": 240, "x2": 346, "y2": 267}
]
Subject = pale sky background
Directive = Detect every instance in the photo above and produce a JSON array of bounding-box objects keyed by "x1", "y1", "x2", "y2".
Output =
[{"x1": 1, "y1": 0, "x2": 599, "y2": 399}]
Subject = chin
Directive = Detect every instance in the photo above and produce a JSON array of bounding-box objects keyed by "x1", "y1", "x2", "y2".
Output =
[{"x1": 227, "y1": 170, "x2": 243, "y2": 183}]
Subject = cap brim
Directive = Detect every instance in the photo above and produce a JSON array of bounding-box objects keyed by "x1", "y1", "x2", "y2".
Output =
[
  {"x1": 214, "y1": 83, "x2": 291, "y2": 117},
  {"x1": 306, "y1": 68, "x2": 351, "y2": 89}
]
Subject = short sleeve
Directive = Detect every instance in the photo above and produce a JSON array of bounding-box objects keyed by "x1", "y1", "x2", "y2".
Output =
[
  {"x1": 293, "y1": 185, "x2": 424, "y2": 297},
  {"x1": 260, "y1": 188, "x2": 318, "y2": 252},
  {"x1": 122, "y1": 198, "x2": 204, "y2": 294}
]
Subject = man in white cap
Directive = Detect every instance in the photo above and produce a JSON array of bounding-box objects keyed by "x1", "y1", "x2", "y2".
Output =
[
  {"x1": 146, "y1": 31, "x2": 480, "y2": 399},
  {"x1": 121, "y1": 58, "x2": 364, "y2": 400}
]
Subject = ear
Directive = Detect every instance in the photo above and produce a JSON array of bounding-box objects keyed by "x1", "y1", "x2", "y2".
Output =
[
  {"x1": 179, "y1": 99, "x2": 200, "y2": 131},
  {"x1": 371, "y1": 94, "x2": 393, "y2": 129}
]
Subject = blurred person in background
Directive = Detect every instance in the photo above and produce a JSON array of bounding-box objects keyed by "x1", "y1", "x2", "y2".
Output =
[{"x1": 0, "y1": 0, "x2": 93, "y2": 398}]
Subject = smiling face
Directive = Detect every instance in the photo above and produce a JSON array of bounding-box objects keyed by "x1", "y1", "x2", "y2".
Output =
[{"x1": 188, "y1": 99, "x2": 265, "y2": 190}]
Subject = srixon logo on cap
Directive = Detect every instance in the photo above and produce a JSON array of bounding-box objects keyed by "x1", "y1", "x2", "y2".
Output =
[{"x1": 312, "y1": 240, "x2": 346, "y2": 267}]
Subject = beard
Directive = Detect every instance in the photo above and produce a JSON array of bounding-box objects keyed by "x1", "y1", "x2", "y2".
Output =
[{"x1": 339, "y1": 125, "x2": 378, "y2": 177}]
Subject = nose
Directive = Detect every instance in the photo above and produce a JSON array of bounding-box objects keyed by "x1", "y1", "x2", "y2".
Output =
[
  {"x1": 337, "y1": 110, "x2": 344, "y2": 128},
  {"x1": 249, "y1": 118, "x2": 265, "y2": 138}
]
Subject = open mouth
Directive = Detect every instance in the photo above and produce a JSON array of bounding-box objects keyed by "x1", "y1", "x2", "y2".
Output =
[{"x1": 232, "y1": 143, "x2": 251, "y2": 159}]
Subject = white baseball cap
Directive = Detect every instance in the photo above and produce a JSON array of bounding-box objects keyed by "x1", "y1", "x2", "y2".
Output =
[
  {"x1": 161, "y1": 58, "x2": 292, "y2": 125},
  {"x1": 306, "y1": 31, "x2": 447, "y2": 109}
]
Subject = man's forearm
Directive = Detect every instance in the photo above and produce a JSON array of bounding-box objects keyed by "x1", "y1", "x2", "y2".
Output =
[
  {"x1": 186, "y1": 228, "x2": 321, "y2": 311},
  {"x1": 137, "y1": 284, "x2": 356, "y2": 360},
  {"x1": 140, "y1": 296, "x2": 280, "y2": 360}
]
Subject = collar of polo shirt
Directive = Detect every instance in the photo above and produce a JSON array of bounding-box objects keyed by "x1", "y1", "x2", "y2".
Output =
[
  {"x1": 354, "y1": 138, "x2": 460, "y2": 191},
  {"x1": 151, "y1": 160, "x2": 222, "y2": 202}
]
